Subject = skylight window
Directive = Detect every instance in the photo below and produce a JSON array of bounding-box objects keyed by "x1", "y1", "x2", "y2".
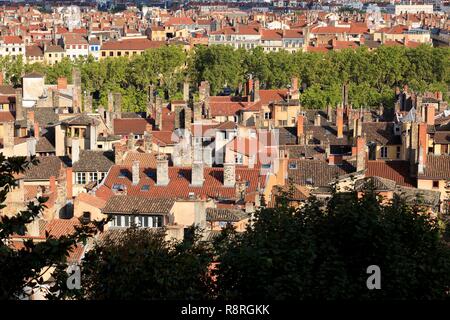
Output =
[{"x1": 141, "y1": 185, "x2": 150, "y2": 191}]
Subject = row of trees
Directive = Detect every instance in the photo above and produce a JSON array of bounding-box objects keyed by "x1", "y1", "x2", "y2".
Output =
[
  {"x1": 0, "y1": 44, "x2": 448, "y2": 111},
  {"x1": 2, "y1": 156, "x2": 450, "y2": 300}
]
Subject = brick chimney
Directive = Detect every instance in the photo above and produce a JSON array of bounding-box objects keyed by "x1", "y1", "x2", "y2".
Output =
[
  {"x1": 156, "y1": 154, "x2": 169, "y2": 186},
  {"x1": 66, "y1": 167, "x2": 73, "y2": 199},
  {"x1": 57, "y1": 77, "x2": 67, "y2": 90},
  {"x1": 34, "y1": 121, "x2": 40, "y2": 140},
  {"x1": 418, "y1": 122, "x2": 427, "y2": 168},
  {"x1": 356, "y1": 136, "x2": 366, "y2": 172},
  {"x1": 191, "y1": 161, "x2": 204, "y2": 187},
  {"x1": 336, "y1": 106, "x2": 344, "y2": 139},
  {"x1": 297, "y1": 114, "x2": 304, "y2": 143},
  {"x1": 27, "y1": 110, "x2": 35, "y2": 127},
  {"x1": 425, "y1": 105, "x2": 435, "y2": 126},
  {"x1": 132, "y1": 160, "x2": 140, "y2": 185},
  {"x1": 223, "y1": 162, "x2": 236, "y2": 187},
  {"x1": 49, "y1": 175, "x2": 56, "y2": 194},
  {"x1": 246, "y1": 76, "x2": 253, "y2": 102},
  {"x1": 328, "y1": 154, "x2": 343, "y2": 166}
]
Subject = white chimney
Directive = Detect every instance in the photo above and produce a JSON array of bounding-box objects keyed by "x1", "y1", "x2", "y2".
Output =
[
  {"x1": 132, "y1": 160, "x2": 140, "y2": 185},
  {"x1": 72, "y1": 138, "x2": 80, "y2": 163},
  {"x1": 224, "y1": 162, "x2": 236, "y2": 187},
  {"x1": 156, "y1": 154, "x2": 169, "y2": 186},
  {"x1": 191, "y1": 161, "x2": 204, "y2": 187}
]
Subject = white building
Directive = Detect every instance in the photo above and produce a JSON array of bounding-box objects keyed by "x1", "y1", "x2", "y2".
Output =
[{"x1": 395, "y1": 4, "x2": 434, "y2": 14}]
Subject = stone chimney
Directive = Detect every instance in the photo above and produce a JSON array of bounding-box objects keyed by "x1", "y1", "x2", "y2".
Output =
[
  {"x1": 155, "y1": 97, "x2": 163, "y2": 130},
  {"x1": 223, "y1": 162, "x2": 236, "y2": 187},
  {"x1": 327, "y1": 104, "x2": 333, "y2": 122},
  {"x1": 342, "y1": 83, "x2": 349, "y2": 107},
  {"x1": 425, "y1": 105, "x2": 435, "y2": 126},
  {"x1": 114, "y1": 143, "x2": 125, "y2": 165},
  {"x1": 191, "y1": 161, "x2": 204, "y2": 187},
  {"x1": 3, "y1": 121, "x2": 14, "y2": 151},
  {"x1": 336, "y1": 106, "x2": 344, "y2": 139},
  {"x1": 314, "y1": 114, "x2": 321, "y2": 126},
  {"x1": 184, "y1": 106, "x2": 192, "y2": 129},
  {"x1": 356, "y1": 136, "x2": 366, "y2": 172},
  {"x1": 72, "y1": 138, "x2": 80, "y2": 163},
  {"x1": 156, "y1": 154, "x2": 169, "y2": 186},
  {"x1": 193, "y1": 102, "x2": 202, "y2": 121},
  {"x1": 132, "y1": 160, "x2": 140, "y2": 185},
  {"x1": 27, "y1": 137, "x2": 36, "y2": 156},
  {"x1": 84, "y1": 91, "x2": 93, "y2": 113},
  {"x1": 127, "y1": 133, "x2": 135, "y2": 150},
  {"x1": 15, "y1": 88, "x2": 23, "y2": 121},
  {"x1": 183, "y1": 81, "x2": 189, "y2": 102},
  {"x1": 144, "y1": 130, "x2": 153, "y2": 152},
  {"x1": 107, "y1": 92, "x2": 113, "y2": 112},
  {"x1": 253, "y1": 78, "x2": 260, "y2": 102},
  {"x1": 113, "y1": 93, "x2": 122, "y2": 115}
]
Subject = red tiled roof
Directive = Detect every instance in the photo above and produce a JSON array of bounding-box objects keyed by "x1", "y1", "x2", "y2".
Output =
[
  {"x1": 3, "y1": 35, "x2": 22, "y2": 44},
  {"x1": 366, "y1": 160, "x2": 415, "y2": 187},
  {"x1": 102, "y1": 164, "x2": 264, "y2": 200},
  {"x1": 418, "y1": 155, "x2": 450, "y2": 180},
  {"x1": 165, "y1": 17, "x2": 195, "y2": 26},
  {"x1": 113, "y1": 118, "x2": 152, "y2": 136},
  {"x1": 0, "y1": 111, "x2": 14, "y2": 122},
  {"x1": 76, "y1": 192, "x2": 107, "y2": 209}
]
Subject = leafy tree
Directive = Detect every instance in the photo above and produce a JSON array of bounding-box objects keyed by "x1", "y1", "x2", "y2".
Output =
[
  {"x1": 51, "y1": 226, "x2": 214, "y2": 300},
  {"x1": 0, "y1": 154, "x2": 102, "y2": 299},
  {"x1": 213, "y1": 186, "x2": 450, "y2": 300}
]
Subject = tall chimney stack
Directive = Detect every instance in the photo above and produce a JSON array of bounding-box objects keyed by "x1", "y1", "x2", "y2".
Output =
[
  {"x1": 336, "y1": 106, "x2": 344, "y2": 139},
  {"x1": 425, "y1": 105, "x2": 435, "y2": 126},
  {"x1": 223, "y1": 162, "x2": 236, "y2": 187},
  {"x1": 132, "y1": 160, "x2": 140, "y2": 185},
  {"x1": 156, "y1": 154, "x2": 169, "y2": 186},
  {"x1": 191, "y1": 161, "x2": 204, "y2": 187},
  {"x1": 356, "y1": 136, "x2": 366, "y2": 172},
  {"x1": 183, "y1": 81, "x2": 189, "y2": 102},
  {"x1": 72, "y1": 138, "x2": 80, "y2": 163},
  {"x1": 297, "y1": 114, "x2": 304, "y2": 144},
  {"x1": 15, "y1": 88, "x2": 23, "y2": 121}
]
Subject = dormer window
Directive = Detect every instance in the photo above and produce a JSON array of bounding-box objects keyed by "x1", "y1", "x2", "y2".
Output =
[{"x1": 289, "y1": 162, "x2": 297, "y2": 169}]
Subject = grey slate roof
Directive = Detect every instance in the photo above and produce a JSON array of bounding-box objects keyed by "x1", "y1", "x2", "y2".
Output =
[{"x1": 72, "y1": 150, "x2": 115, "y2": 172}]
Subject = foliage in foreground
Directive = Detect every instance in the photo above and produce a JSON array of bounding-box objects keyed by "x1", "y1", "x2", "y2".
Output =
[
  {"x1": 0, "y1": 155, "x2": 102, "y2": 300},
  {"x1": 213, "y1": 188, "x2": 450, "y2": 300}
]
